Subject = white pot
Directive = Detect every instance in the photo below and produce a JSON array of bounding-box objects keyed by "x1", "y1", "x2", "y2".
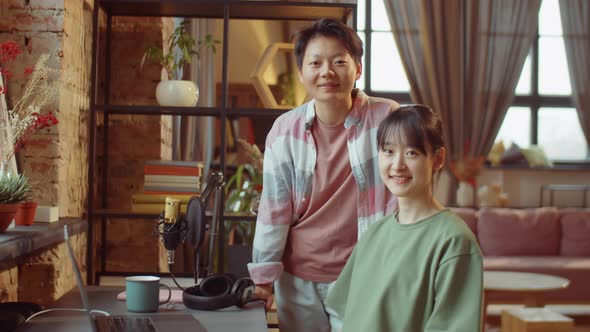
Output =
[
  {"x1": 456, "y1": 181, "x2": 475, "y2": 207},
  {"x1": 155, "y1": 80, "x2": 199, "y2": 107}
]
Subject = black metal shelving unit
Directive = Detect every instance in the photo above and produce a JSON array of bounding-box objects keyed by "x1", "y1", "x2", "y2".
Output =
[{"x1": 88, "y1": 0, "x2": 356, "y2": 285}]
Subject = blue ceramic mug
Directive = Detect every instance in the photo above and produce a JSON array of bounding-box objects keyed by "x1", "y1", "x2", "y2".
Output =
[{"x1": 125, "y1": 276, "x2": 171, "y2": 313}]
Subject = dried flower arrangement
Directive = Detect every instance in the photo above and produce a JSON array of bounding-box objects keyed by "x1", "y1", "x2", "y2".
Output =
[
  {"x1": 450, "y1": 140, "x2": 485, "y2": 187},
  {"x1": 0, "y1": 41, "x2": 60, "y2": 168}
]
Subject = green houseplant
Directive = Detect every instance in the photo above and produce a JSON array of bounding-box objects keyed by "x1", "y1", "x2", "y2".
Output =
[
  {"x1": 221, "y1": 140, "x2": 263, "y2": 276},
  {"x1": 224, "y1": 162, "x2": 262, "y2": 245},
  {"x1": 141, "y1": 20, "x2": 219, "y2": 107},
  {"x1": 0, "y1": 168, "x2": 32, "y2": 232}
]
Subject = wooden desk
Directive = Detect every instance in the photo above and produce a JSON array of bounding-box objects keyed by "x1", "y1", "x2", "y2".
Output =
[{"x1": 16, "y1": 286, "x2": 267, "y2": 332}]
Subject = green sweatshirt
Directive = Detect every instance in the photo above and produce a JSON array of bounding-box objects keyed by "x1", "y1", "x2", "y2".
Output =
[{"x1": 325, "y1": 209, "x2": 483, "y2": 332}]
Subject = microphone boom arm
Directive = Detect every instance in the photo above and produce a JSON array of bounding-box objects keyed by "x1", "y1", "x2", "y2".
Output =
[
  {"x1": 200, "y1": 171, "x2": 225, "y2": 208},
  {"x1": 201, "y1": 171, "x2": 225, "y2": 276}
]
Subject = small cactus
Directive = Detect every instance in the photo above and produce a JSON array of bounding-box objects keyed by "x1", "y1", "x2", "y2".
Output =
[{"x1": 0, "y1": 169, "x2": 31, "y2": 204}]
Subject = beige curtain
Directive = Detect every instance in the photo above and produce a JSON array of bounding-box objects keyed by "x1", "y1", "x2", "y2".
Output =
[
  {"x1": 559, "y1": 0, "x2": 590, "y2": 144},
  {"x1": 384, "y1": 0, "x2": 540, "y2": 159},
  {"x1": 465, "y1": 0, "x2": 541, "y2": 155},
  {"x1": 384, "y1": 0, "x2": 464, "y2": 159}
]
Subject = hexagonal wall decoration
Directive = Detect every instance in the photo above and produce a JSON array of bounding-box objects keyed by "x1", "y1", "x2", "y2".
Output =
[{"x1": 250, "y1": 42, "x2": 298, "y2": 110}]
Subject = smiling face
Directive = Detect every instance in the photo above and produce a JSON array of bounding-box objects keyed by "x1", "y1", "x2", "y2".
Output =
[
  {"x1": 378, "y1": 134, "x2": 444, "y2": 200},
  {"x1": 297, "y1": 35, "x2": 362, "y2": 107},
  {"x1": 376, "y1": 106, "x2": 446, "y2": 201}
]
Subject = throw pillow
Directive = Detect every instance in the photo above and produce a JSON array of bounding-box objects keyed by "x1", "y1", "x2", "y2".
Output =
[
  {"x1": 477, "y1": 207, "x2": 561, "y2": 256},
  {"x1": 521, "y1": 145, "x2": 553, "y2": 167},
  {"x1": 560, "y1": 209, "x2": 590, "y2": 256},
  {"x1": 500, "y1": 142, "x2": 527, "y2": 165},
  {"x1": 487, "y1": 140, "x2": 506, "y2": 166}
]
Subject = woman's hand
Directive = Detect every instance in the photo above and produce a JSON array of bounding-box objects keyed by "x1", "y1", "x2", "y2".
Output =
[{"x1": 252, "y1": 283, "x2": 274, "y2": 311}]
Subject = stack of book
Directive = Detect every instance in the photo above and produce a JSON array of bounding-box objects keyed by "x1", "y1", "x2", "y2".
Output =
[{"x1": 131, "y1": 160, "x2": 204, "y2": 214}]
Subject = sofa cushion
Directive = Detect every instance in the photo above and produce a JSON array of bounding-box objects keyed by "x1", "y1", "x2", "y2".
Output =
[
  {"x1": 450, "y1": 207, "x2": 477, "y2": 236},
  {"x1": 560, "y1": 209, "x2": 590, "y2": 256},
  {"x1": 477, "y1": 207, "x2": 560, "y2": 256}
]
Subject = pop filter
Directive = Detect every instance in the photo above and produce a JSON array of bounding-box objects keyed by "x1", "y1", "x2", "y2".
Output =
[{"x1": 185, "y1": 196, "x2": 206, "y2": 250}]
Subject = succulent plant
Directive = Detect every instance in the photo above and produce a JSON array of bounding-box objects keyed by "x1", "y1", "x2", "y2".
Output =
[{"x1": 0, "y1": 169, "x2": 31, "y2": 204}]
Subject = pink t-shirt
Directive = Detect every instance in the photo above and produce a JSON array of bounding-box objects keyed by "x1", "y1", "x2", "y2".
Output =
[{"x1": 282, "y1": 119, "x2": 358, "y2": 282}]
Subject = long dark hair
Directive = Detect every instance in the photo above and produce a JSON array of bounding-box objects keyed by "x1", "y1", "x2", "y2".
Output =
[{"x1": 293, "y1": 18, "x2": 363, "y2": 69}]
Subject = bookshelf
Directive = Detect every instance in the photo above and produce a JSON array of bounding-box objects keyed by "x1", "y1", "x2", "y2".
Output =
[{"x1": 88, "y1": 0, "x2": 356, "y2": 284}]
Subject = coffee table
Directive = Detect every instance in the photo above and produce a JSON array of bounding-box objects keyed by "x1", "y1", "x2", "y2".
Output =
[
  {"x1": 482, "y1": 271, "x2": 570, "y2": 332},
  {"x1": 484, "y1": 271, "x2": 570, "y2": 307}
]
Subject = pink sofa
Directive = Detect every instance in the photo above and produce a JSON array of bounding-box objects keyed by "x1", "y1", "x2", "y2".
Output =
[{"x1": 451, "y1": 207, "x2": 590, "y2": 304}]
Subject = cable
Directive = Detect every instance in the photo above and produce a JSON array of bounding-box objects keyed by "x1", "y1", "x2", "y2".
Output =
[
  {"x1": 194, "y1": 247, "x2": 200, "y2": 284},
  {"x1": 24, "y1": 308, "x2": 110, "y2": 323},
  {"x1": 168, "y1": 263, "x2": 185, "y2": 290}
]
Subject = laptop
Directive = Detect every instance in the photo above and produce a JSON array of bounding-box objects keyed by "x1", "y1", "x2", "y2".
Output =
[{"x1": 63, "y1": 225, "x2": 207, "y2": 332}]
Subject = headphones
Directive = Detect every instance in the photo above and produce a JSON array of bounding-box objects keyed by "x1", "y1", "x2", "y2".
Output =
[
  {"x1": 183, "y1": 273, "x2": 255, "y2": 310},
  {"x1": 183, "y1": 192, "x2": 255, "y2": 310}
]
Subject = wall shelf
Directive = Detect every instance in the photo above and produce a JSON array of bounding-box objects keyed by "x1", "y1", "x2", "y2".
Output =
[
  {"x1": 93, "y1": 209, "x2": 257, "y2": 221},
  {"x1": 97, "y1": 105, "x2": 290, "y2": 117},
  {"x1": 98, "y1": 0, "x2": 355, "y2": 21}
]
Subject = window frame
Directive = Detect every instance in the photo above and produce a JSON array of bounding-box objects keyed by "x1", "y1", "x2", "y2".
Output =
[{"x1": 358, "y1": 0, "x2": 589, "y2": 166}]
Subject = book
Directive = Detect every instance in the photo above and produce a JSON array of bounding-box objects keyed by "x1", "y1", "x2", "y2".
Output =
[
  {"x1": 145, "y1": 160, "x2": 204, "y2": 167},
  {"x1": 131, "y1": 203, "x2": 188, "y2": 214},
  {"x1": 132, "y1": 193, "x2": 198, "y2": 204},
  {"x1": 144, "y1": 182, "x2": 200, "y2": 189},
  {"x1": 143, "y1": 190, "x2": 201, "y2": 195},
  {"x1": 143, "y1": 186, "x2": 201, "y2": 193},
  {"x1": 144, "y1": 164, "x2": 203, "y2": 177},
  {"x1": 144, "y1": 174, "x2": 200, "y2": 183}
]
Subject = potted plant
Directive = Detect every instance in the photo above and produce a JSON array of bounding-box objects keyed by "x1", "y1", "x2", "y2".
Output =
[
  {"x1": 0, "y1": 168, "x2": 31, "y2": 232},
  {"x1": 0, "y1": 42, "x2": 60, "y2": 229},
  {"x1": 222, "y1": 139, "x2": 263, "y2": 276},
  {"x1": 141, "y1": 20, "x2": 220, "y2": 107},
  {"x1": 224, "y1": 162, "x2": 262, "y2": 244}
]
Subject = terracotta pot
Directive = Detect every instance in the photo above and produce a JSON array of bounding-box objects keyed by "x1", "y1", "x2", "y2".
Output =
[
  {"x1": 15, "y1": 201, "x2": 38, "y2": 226},
  {"x1": 0, "y1": 204, "x2": 19, "y2": 232}
]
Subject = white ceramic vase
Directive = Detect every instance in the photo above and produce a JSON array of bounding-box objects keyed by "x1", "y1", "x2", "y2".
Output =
[
  {"x1": 155, "y1": 80, "x2": 199, "y2": 107},
  {"x1": 456, "y1": 181, "x2": 474, "y2": 207}
]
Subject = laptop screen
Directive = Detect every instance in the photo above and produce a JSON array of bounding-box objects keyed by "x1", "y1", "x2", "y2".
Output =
[{"x1": 64, "y1": 225, "x2": 97, "y2": 332}]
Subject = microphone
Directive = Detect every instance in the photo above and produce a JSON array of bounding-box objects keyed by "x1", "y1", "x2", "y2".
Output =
[
  {"x1": 155, "y1": 172, "x2": 224, "y2": 274},
  {"x1": 158, "y1": 197, "x2": 187, "y2": 265}
]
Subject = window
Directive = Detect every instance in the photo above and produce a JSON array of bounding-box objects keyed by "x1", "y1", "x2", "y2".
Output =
[
  {"x1": 356, "y1": 0, "x2": 411, "y2": 101},
  {"x1": 358, "y1": 0, "x2": 589, "y2": 162}
]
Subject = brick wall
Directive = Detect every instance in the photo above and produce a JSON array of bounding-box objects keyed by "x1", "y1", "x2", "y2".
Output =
[
  {"x1": 18, "y1": 232, "x2": 87, "y2": 308},
  {"x1": 0, "y1": 1, "x2": 173, "y2": 302},
  {"x1": 0, "y1": 231, "x2": 86, "y2": 307},
  {"x1": 0, "y1": 0, "x2": 93, "y2": 215},
  {"x1": 98, "y1": 16, "x2": 173, "y2": 273},
  {"x1": 0, "y1": 266, "x2": 18, "y2": 303}
]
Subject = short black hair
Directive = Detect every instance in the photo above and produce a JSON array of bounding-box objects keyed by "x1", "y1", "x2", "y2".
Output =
[
  {"x1": 293, "y1": 18, "x2": 363, "y2": 69},
  {"x1": 377, "y1": 104, "x2": 445, "y2": 155}
]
